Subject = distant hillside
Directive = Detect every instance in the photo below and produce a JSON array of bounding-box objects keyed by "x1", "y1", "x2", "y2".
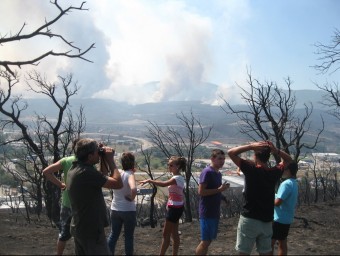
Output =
[
  {"x1": 292, "y1": 90, "x2": 323, "y2": 107},
  {"x1": 19, "y1": 89, "x2": 327, "y2": 121},
  {"x1": 1, "y1": 89, "x2": 339, "y2": 151}
]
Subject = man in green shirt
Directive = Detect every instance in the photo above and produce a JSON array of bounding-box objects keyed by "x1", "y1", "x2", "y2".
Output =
[{"x1": 43, "y1": 155, "x2": 76, "y2": 255}]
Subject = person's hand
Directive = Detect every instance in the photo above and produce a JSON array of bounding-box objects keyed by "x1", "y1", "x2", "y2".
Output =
[
  {"x1": 139, "y1": 179, "x2": 150, "y2": 186},
  {"x1": 266, "y1": 141, "x2": 279, "y2": 154},
  {"x1": 236, "y1": 167, "x2": 242, "y2": 176},
  {"x1": 219, "y1": 182, "x2": 230, "y2": 192},
  {"x1": 103, "y1": 146, "x2": 115, "y2": 161},
  {"x1": 250, "y1": 141, "x2": 270, "y2": 153},
  {"x1": 60, "y1": 182, "x2": 66, "y2": 190},
  {"x1": 252, "y1": 141, "x2": 269, "y2": 148}
]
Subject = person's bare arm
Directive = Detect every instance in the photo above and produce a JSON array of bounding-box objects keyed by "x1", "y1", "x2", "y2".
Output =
[
  {"x1": 42, "y1": 161, "x2": 66, "y2": 190},
  {"x1": 198, "y1": 182, "x2": 229, "y2": 196},
  {"x1": 99, "y1": 158, "x2": 110, "y2": 176},
  {"x1": 102, "y1": 147, "x2": 123, "y2": 189},
  {"x1": 267, "y1": 141, "x2": 292, "y2": 165},
  {"x1": 274, "y1": 198, "x2": 283, "y2": 206},
  {"x1": 227, "y1": 144, "x2": 253, "y2": 167},
  {"x1": 139, "y1": 177, "x2": 176, "y2": 187},
  {"x1": 125, "y1": 174, "x2": 137, "y2": 201},
  {"x1": 227, "y1": 141, "x2": 270, "y2": 167},
  {"x1": 236, "y1": 167, "x2": 242, "y2": 176},
  {"x1": 103, "y1": 164, "x2": 123, "y2": 189}
]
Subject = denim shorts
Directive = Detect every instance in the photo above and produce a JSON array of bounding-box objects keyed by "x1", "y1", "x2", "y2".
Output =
[
  {"x1": 58, "y1": 205, "x2": 72, "y2": 241},
  {"x1": 199, "y1": 218, "x2": 219, "y2": 241},
  {"x1": 272, "y1": 221, "x2": 291, "y2": 240},
  {"x1": 235, "y1": 215, "x2": 272, "y2": 254}
]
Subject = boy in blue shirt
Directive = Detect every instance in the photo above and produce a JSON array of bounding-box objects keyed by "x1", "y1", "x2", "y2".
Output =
[{"x1": 271, "y1": 161, "x2": 299, "y2": 255}]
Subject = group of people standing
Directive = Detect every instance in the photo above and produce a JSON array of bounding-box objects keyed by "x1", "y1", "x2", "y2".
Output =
[
  {"x1": 227, "y1": 141, "x2": 298, "y2": 255},
  {"x1": 43, "y1": 138, "x2": 188, "y2": 255},
  {"x1": 43, "y1": 138, "x2": 298, "y2": 255}
]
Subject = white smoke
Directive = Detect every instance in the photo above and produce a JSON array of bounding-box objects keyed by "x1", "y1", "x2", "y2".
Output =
[
  {"x1": 89, "y1": 0, "x2": 252, "y2": 104},
  {"x1": 150, "y1": 8, "x2": 212, "y2": 102},
  {"x1": 1, "y1": 0, "x2": 251, "y2": 104}
]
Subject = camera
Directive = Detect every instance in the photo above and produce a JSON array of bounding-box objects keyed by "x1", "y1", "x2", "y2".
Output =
[{"x1": 98, "y1": 147, "x2": 105, "y2": 156}]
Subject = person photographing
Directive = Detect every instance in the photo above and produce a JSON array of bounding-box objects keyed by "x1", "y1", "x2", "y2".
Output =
[{"x1": 67, "y1": 138, "x2": 122, "y2": 255}]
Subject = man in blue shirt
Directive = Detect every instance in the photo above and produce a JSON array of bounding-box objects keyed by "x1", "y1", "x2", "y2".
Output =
[{"x1": 271, "y1": 161, "x2": 299, "y2": 255}]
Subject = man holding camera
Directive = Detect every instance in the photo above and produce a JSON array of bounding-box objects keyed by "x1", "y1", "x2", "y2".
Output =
[{"x1": 67, "y1": 138, "x2": 123, "y2": 255}]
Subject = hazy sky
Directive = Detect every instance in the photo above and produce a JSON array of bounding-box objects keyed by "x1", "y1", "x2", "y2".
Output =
[{"x1": 1, "y1": 0, "x2": 339, "y2": 105}]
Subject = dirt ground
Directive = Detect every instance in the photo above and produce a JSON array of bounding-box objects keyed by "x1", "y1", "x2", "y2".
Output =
[{"x1": 1, "y1": 199, "x2": 340, "y2": 255}]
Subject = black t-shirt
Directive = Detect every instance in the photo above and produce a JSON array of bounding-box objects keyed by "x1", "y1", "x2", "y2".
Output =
[
  {"x1": 67, "y1": 161, "x2": 108, "y2": 238},
  {"x1": 240, "y1": 159, "x2": 283, "y2": 222}
]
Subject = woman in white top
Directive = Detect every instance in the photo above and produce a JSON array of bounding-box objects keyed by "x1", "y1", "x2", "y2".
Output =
[
  {"x1": 140, "y1": 156, "x2": 186, "y2": 255},
  {"x1": 107, "y1": 152, "x2": 137, "y2": 255}
]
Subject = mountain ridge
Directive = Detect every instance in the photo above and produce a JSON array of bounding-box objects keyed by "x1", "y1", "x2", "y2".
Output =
[{"x1": 2, "y1": 89, "x2": 339, "y2": 151}]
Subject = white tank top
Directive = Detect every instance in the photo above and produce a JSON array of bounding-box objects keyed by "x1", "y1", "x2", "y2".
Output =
[
  {"x1": 110, "y1": 170, "x2": 136, "y2": 211},
  {"x1": 167, "y1": 175, "x2": 185, "y2": 207}
]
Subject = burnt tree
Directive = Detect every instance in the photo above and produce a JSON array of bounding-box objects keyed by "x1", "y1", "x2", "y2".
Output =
[
  {"x1": 0, "y1": 71, "x2": 85, "y2": 222},
  {"x1": 221, "y1": 70, "x2": 324, "y2": 163},
  {"x1": 146, "y1": 110, "x2": 212, "y2": 222},
  {"x1": 0, "y1": 0, "x2": 93, "y2": 222}
]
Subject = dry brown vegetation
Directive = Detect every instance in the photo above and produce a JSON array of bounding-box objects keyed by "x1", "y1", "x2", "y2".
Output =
[{"x1": 1, "y1": 198, "x2": 340, "y2": 255}]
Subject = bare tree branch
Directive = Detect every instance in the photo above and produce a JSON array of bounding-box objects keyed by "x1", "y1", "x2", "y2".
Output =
[
  {"x1": 146, "y1": 110, "x2": 212, "y2": 222},
  {"x1": 0, "y1": 1, "x2": 94, "y2": 76},
  {"x1": 0, "y1": 71, "x2": 85, "y2": 221},
  {"x1": 220, "y1": 70, "x2": 324, "y2": 162},
  {"x1": 313, "y1": 28, "x2": 340, "y2": 74},
  {"x1": 315, "y1": 81, "x2": 340, "y2": 120}
]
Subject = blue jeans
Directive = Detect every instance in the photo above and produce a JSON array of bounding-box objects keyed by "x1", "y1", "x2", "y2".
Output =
[{"x1": 107, "y1": 210, "x2": 136, "y2": 255}]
